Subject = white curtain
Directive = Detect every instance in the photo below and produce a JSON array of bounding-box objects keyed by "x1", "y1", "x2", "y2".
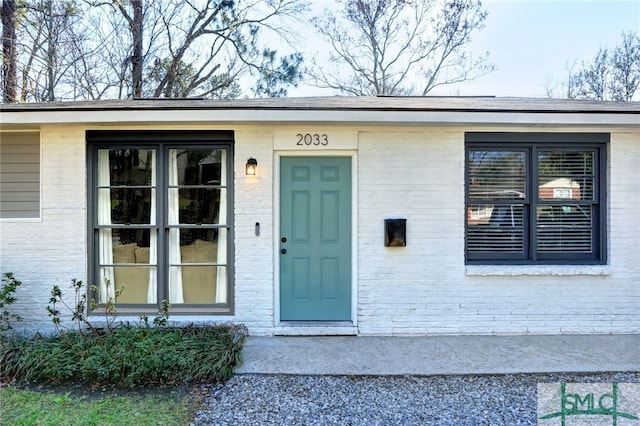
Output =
[
  {"x1": 168, "y1": 150, "x2": 184, "y2": 303},
  {"x1": 216, "y1": 149, "x2": 227, "y2": 303},
  {"x1": 97, "y1": 150, "x2": 115, "y2": 302},
  {"x1": 146, "y1": 150, "x2": 158, "y2": 303}
]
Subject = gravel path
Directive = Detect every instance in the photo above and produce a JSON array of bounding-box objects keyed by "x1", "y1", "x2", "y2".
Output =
[{"x1": 193, "y1": 372, "x2": 639, "y2": 425}]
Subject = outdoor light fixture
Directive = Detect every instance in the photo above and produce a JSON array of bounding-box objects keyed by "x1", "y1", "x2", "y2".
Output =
[{"x1": 245, "y1": 157, "x2": 258, "y2": 175}]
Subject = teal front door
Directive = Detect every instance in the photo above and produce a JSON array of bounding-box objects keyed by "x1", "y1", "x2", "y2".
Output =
[{"x1": 280, "y1": 157, "x2": 352, "y2": 321}]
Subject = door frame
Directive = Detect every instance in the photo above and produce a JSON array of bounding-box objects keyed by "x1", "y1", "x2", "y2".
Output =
[{"x1": 274, "y1": 151, "x2": 358, "y2": 329}]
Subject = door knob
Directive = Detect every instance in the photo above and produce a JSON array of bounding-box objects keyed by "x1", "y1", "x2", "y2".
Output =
[
  {"x1": 280, "y1": 248, "x2": 287, "y2": 254},
  {"x1": 281, "y1": 237, "x2": 287, "y2": 243}
]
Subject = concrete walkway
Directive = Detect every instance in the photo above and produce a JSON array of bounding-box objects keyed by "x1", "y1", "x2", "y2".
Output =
[{"x1": 235, "y1": 334, "x2": 639, "y2": 376}]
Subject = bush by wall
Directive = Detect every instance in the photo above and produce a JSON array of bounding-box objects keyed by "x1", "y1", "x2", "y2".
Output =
[
  {"x1": 0, "y1": 272, "x2": 23, "y2": 333},
  {"x1": 0, "y1": 276, "x2": 247, "y2": 387},
  {"x1": 1, "y1": 324, "x2": 247, "y2": 387}
]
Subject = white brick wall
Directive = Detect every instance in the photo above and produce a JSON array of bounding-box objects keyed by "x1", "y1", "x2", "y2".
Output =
[
  {"x1": 1, "y1": 125, "x2": 638, "y2": 336},
  {"x1": 0, "y1": 126, "x2": 87, "y2": 334},
  {"x1": 356, "y1": 129, "x2": 640, "y2": 335},
  {"x1": 357, "y1": 130, "x2": 465, "y2": 335},
  {"x1": 232, "y1": 130, "x2": 276, "y2": 334}
]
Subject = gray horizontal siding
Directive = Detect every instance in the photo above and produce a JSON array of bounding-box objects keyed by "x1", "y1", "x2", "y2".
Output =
[{"x1": 0, "y1": 133, "x2": 40, "y2": 218}]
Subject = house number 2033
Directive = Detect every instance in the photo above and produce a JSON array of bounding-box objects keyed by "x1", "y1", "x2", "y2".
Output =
[{"x1": 296, "y1": 133, "x2": 328, "y2": 146}]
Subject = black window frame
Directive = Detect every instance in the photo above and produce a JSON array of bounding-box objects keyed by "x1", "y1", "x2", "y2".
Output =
[
  {"x1": 87, "y1": 130, "x2": 235, "y2": 315},
  {"x1": 465, "y1": 132, "x2": 608, "y2": 265}
]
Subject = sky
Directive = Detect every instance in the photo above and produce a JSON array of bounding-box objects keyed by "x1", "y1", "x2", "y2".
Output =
[{"x1": 288, "y1": 0, "x2": 640, "y2": 98}]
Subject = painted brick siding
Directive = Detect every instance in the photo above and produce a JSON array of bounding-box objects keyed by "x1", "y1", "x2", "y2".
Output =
[
  {"x1": 0, "y1": 126, "x2": 87, "y2": 334},
  {"x1": 232, "y1": 129, "x2": 276, "y2": 334},
  {"x1": 355, "y1": 129, "x2": 640, "y2": 335},
  {"x1": 357, "y1": 129, "x2": 467, "y2": 335},
  {"x1": 1, "y1": 125, "x2": 638, "y2": 336},
  {"x1": 609, "y1": 132, "x2": 640, "y2": 274}
]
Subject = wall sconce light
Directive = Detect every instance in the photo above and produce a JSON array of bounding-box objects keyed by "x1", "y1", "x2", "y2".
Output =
[{"x1": 245, "y1": 157, "x2": 258, "y2": 175}]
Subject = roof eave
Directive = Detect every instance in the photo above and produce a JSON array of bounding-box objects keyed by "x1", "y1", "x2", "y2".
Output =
[{"x1": 1, "y1": 108, "x2": 639, "y2": 127}]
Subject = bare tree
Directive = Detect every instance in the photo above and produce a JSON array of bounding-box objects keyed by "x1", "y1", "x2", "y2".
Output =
[
  {"x1": 77, "y1": 0, "x2": 167, "y2": 99},
  {"x1": 2, "y1": 0, "x2": 307, "y2": 102},
  {"x1": 568, "y1": 49, "x2": 610, "y2": 101},
  {"x1": 611, "y1": 32, "x2": 640, "y2": 101},
  {"x1": 310, "y1": 0, "x2": 494, "y2": 96},
  {"x1": 563, "y1": 32, "x2": 640, "y2": 102},
  {"x1": 15, "y1": 0, "x2": 85, "y2": 102},
  {"x1": 110, "y1": 0, "x2": 143, "y2": 97},
  {"x1": 1, "y1": 0, "x2": 18, "y2": 102},
  {"x1": 99, "y1": 0, "x2": 307, "y2": 99},
  {"x1": 63, "y1": 11, "x2": 125, "y2": 100}
]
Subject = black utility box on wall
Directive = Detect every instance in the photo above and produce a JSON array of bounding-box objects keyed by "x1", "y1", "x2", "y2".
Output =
[{"x1": 384, "y1": 218, "x2": 407, "y2": 247}]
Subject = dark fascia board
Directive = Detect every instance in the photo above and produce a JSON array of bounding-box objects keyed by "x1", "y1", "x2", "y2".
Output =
[
  {"x1": 465, "y1": 132, "x2": 611, "y2": 143},
  {"x1": 86, "y1": 129, "x2": 234, "y2": 143}
]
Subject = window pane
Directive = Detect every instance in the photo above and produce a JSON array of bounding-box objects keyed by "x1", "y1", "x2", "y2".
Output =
[
  {"x1": 105, "y1": 149, "x2": 154, "y2": 186},
  {"x1": 168, "y1": 229, "x2": 225, "y2": 262},
  {"x1": 538, "y1": 151, "x2": 595, "y2": 200},
  {"x1": 537, "y1": 204, "x2": 593, "y2": 253},
  {"x1": 168, "y1": 266, "x2": 224, "y2": 304},
  {"x1": 181, "y1": 234, "x2": 220, "y2": 264},
  {"x1": 97, "y1": 188, "x2": 154, "y2": 225},
  {"x1": 467, "y1": 204, "x2": 525, "y2": 252},
  {"x1": 170, "y1": 148, "x2": 224, "y2": 185},
  {"x1": 98, "y1": 148, "x2": 156, "y2": 226},
  {"x1": 98, "y1": 229, "x2": 157, "y2": 304},
  {"x1": 167, "y1": 229, "x2": 228, "y2": 304},
  {"x1": 468, "y1": 150, "x2": 526, "y2": 199},
  {"x1": 110, "y1": 266, "x2": 156, "y2": 304},
  {"x1": 167, "y1": 188, "x2": 226, "y2": 225}
]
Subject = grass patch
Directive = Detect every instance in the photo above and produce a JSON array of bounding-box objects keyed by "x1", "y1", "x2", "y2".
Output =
[
  {"x1": 0, "y1": 277, "x2": 246, "y2": 423},
  {"x1": 1, "y1": 324, "x2": 247, "y2": 387},
  {"x1": 0, "y1": 384, "x2": 202, "y2": 426}
]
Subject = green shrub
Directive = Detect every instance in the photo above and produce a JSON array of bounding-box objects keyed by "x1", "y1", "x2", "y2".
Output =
[
  {"x1": 0, "y1": 324, "x2": 247, "y2": 387},
  {"x1": 2, "y1": 277, "x2": 248, "y2": 387},
  {"x1": 0, "y1": 272, "x2": 23, "y2": 333}
]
